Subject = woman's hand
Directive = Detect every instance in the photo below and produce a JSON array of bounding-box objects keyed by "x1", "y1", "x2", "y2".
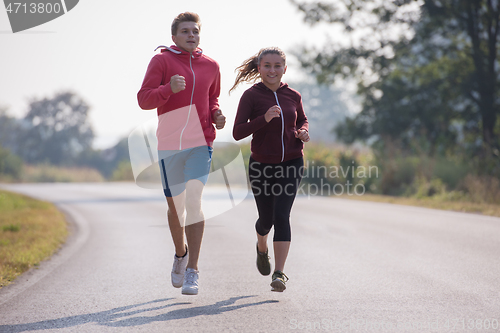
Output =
[
  {"x1": 295, "y1": 129, "x2": 310, "y2": 142},
  {"x1": 264, "y1": 105, "x2": 281, "y2": 123}
]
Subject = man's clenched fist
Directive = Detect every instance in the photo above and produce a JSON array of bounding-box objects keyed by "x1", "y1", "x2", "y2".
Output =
[
  {"x1": 213, "y1": 109, "x2": 226, "y2": 130},
  {"x1": 170, "y1": 74, "x2": 186, "y2": 94}
]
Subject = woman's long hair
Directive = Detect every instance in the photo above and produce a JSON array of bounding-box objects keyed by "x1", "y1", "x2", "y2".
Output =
[{"x1": 229, "y1": 47, "x2": 286, "y2": 94}]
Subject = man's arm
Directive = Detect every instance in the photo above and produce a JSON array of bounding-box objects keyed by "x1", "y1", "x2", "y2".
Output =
[
  {"x1": 208, "y1": 68, "x2": 221, "y2": 119},
  {"x1": 209, "y1": 68, "x2": 225, "y2": 129},
  {"x1": 137, "y1": 56, "x2": 174, "y2": 110}
]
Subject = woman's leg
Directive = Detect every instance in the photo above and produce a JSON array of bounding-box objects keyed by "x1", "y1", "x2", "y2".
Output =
[
  {"x1": 257, "y1": 233, "x2": 269, "y2": 253},
  {"x1": 249, "y1": 158, "x2": 275, "y2": 247},
  {"x1": 273, "y1": 241, "x2": 290, "y2": 272},
  {"x1": 272, "y1": 157, "x2": 304, "y2": 272}
]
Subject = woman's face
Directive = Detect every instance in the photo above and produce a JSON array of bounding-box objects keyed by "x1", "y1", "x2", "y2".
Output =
[{"x1": 258, "y1": 53, "x2": 287, "y2": 88}]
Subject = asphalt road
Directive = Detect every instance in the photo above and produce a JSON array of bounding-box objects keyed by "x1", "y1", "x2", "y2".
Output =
[{"x1": 0, "y1": 183, "x2": 499, "y2": 333}]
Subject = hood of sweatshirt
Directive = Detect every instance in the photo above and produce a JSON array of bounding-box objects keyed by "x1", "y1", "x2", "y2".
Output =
[
  {"x1": 154, "y1": 45, "x2": 203, "y2": 59},
  {"x1": 253, "y1": 81, "x2": 289, "y2": 92}
]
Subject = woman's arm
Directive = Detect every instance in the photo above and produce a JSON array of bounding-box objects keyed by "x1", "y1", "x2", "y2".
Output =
[{"x1": 232, "y1": 91, "x2": 269, "y2": 141}]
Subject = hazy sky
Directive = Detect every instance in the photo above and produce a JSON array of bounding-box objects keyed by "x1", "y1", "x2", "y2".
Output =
[{"x1": 0, "y1": 0, "x2": 340, "y2": 149}]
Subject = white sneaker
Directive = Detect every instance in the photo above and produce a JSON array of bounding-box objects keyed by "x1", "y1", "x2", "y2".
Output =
[
  {"x1": 182, "y1": 268, "x2": 199, "y2": 295},
  {"x1": 171, "y1": 247, "x2": 188, "y2": 288}
]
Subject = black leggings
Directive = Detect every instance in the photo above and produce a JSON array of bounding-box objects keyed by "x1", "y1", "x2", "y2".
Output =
[{"x1": 249, "y1": 156, "x2": 303, "y2": 242}]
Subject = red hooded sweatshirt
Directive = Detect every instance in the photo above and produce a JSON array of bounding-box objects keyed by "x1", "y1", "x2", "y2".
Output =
[
  {"x1": 233, "y1": 82, "x2": 309, "y2": 164},
  {"x1": 137, "y1": 45, "x2": 221, "y2": 150}
]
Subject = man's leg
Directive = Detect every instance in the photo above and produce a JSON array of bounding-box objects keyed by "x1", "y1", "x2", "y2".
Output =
[
  {"x1": 166, "y1": 191, "x2": 189, "y2": 289},
  {"x1": 184, "y1": 179, "x2": 205, "y2": 270},
  {"x1": 166, "y1": 193, "x2": 187, "y2": 257},
  {"x1": 179, "y1": 146, "x2": 211, "y2": 295},
  {"x1": 159, "y1": 151, "x2": 187, "y2": 257}
]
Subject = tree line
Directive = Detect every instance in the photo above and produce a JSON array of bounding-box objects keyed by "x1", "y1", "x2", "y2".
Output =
[
  {"x1": 291, "y1": 0, "x2": 499, "y2": 177},
  {"x1": 0, "y1": 91, "x2": 129, "y2": 180}
]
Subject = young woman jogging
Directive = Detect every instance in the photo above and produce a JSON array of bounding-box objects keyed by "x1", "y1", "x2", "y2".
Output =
[{"x1": 231, "y1": 47, "x2": 310, "y2": 292}]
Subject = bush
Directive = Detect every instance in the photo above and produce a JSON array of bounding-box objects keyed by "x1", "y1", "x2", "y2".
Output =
[
  {"x1": 433, "y1": 156, "x2": 470, "y2": 189},
  {"x1": 373, "y1": 144, "x2": 472, "y2": 196},
  {"x1": 462, "y1": 175, "x2": 500, "y2": 204},
  {"x1": 302, "y1": 143, "x2": 378, "y2": 195},
  {"x1": 0, "y1": 145, "x2": 23, "y2": 181},
  {"x1": 110, "y1": 160, "x2": 134, "y2": 181},
  {"x1": 405, "y1": 176, "x2": 447, "y2": 199},
  {"x1": 376, "y1": 156, "x2": 420, "y2": 195},
  {"x1": 236, "y1": 140, "x2": 500, "y2": 204}
]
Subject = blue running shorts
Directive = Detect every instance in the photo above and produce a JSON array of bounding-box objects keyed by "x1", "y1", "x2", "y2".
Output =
[{"x1": 158, "y1": 146, "x2": 213, "y2": 197}]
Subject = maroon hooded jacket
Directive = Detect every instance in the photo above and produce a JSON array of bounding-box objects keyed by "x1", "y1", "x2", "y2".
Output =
[{"x1": 233, "y1": 82, "x2": 308, "y2": 164}]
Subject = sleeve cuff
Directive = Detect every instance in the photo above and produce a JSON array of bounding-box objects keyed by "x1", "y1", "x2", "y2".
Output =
[{"x1": 159, "y1": 83, "x2": 173, "y2": 99}]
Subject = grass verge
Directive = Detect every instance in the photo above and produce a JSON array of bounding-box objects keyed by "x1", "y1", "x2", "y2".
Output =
[
  {"x1": 341, "y1": 194, "x2": 500, "y2": 218},
  {"x1": 21, "y1": 164, "x2": 104, "y2": 183},
  {"x1": 0, "y1": 189, "x2": 68, "y2": 288}
]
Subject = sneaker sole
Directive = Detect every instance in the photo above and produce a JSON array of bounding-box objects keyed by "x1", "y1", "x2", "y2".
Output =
[
  {"x1": 172, "y1": 278, "x2": 183, "y2": 288},
  {"x1": 182, "y1": 288, "x2": 198, "y2": 295},
  {"x1": 270, "y1": 279, "x2": 286, "y2": 292}
]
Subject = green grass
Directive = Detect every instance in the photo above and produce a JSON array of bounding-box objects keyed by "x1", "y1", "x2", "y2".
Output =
[
  {"x1": 2, "y1": 224, "x2": 20, "y2": 232},
  {"x1": 0, "y1": 190, "x2": 68, "y2": 288},
  {"x1": 341, "y1": 193, "x2": 500, "y2": 218}
]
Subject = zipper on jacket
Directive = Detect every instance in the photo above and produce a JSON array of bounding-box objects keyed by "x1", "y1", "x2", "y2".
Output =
[
  {"x1": 273, "y1": 91, "x2": 285, "y2": 162},
  {"x1": 178, "y1": 53, "x2": 196, "y2": 150}
]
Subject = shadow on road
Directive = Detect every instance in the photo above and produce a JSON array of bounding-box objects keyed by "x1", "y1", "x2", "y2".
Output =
[{"x1": 0, "y1": 296, "x2": 279, "y2": 332}]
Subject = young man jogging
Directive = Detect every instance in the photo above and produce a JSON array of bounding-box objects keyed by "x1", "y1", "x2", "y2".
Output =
[{"x1": 137, "y1": 12, "x2": 226, "y2": 295}]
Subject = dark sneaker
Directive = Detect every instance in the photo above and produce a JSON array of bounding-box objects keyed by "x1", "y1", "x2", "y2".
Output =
[
  {"x1": 256, "y1": 243, "x2": 271, "y2": 276},
  {"x1": 271, "y1": 271, "x2": 289, "y2": 292}
]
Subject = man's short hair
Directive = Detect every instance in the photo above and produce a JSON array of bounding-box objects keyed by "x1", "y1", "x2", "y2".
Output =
[{"x1": 171, "y1": 12, "x2": 201, "y2": 36}]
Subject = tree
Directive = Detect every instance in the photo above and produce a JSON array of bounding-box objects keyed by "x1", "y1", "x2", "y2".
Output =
[
  {"x1": 0, "y1": 108, "x2": 23, "y2": 153},
  {"x1": 77, "y1": 137, "x2": 130, "y2": 178},
  {"x1": 287, "y1": 79, "x2": 351, "y2": 142},
  {"x1": 18, "y1": 91, "x2": 94, "y2": 165},
  {"x1": 291, "y1": 0, "x2": 500, "y2": 153}
]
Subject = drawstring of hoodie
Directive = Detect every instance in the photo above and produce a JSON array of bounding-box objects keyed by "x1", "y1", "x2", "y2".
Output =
[{"x1": 179, "y1": 52, "x2": 196, "y2": 149}]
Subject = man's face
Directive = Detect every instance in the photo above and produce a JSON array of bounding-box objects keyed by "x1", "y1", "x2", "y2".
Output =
[{"x1": 172, "y1": 21, "x2": 200, "y2": 53}]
